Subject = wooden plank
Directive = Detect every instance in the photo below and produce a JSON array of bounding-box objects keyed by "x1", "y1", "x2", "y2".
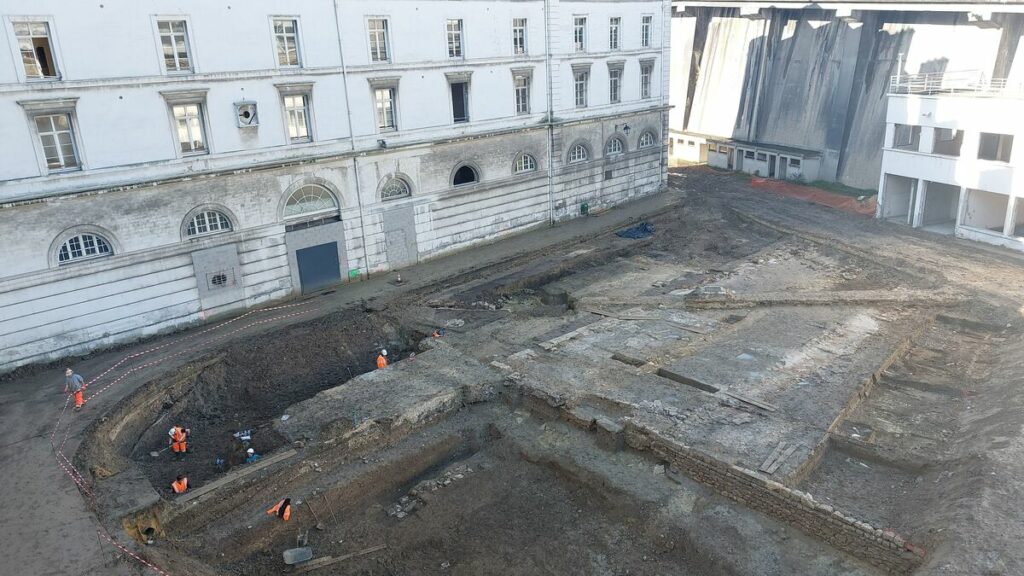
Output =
[
  {"x1": 176, "y1": 448, "x2": 297, "y2": 503},
  {"x1": 759, "y1": 442, "x2": 788, "y2": 473},
  {"x1": 724, "y1": 391, "x2": 778, "y2": 412},
  {"x1": 765, "y1": 444, "x2": 800, "y2": 475},
  {"x1": 293, "y1": 545, "x2": 388, "y2": 574}
]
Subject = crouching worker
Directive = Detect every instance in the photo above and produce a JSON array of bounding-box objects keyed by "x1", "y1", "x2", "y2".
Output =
[
  {"x1": 171, "y1": 475, "x2": 189, "y2": 494},
  {"x1": 246, "y1": 448, "x2": 261, "y2": 464},
  {"x1": 376, "y1": 349, "x2": 388, "y2": 369},
  {"x1": 267, "y1": 498, "x2": 292, "y2": 521},
  {"x1": 168, "y1": 426, "x2": 190, "y2": 458}
]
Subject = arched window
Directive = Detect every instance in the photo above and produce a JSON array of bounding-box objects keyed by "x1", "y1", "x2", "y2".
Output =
[
  {"x1": 186, "y1": 210, "x2": 232, "y2": 237},
  {"x1": 453, "y1": 165, "x2": 479, "y2": 186},
  {"x1": 380, "y1": 177, "x2": 412, "y2": 201},
  {"x1": 638, "y1": 131, "x2": 657, "y2": 149},
  {"x1": 58, "y1": 233, "x2": 112, "y2": 264},
  {"x1": 568, "y1": 143, "x2": 589, "y2": 163},
  {"x1": 514, "y1": 153, "x2": 537, "y2": 174},
  {"x1": 283, "y1": 184, "x2": 339, "y2": 219},
  {"x1": 606, "y1": 137, "x2": 624, "y2": 156}
]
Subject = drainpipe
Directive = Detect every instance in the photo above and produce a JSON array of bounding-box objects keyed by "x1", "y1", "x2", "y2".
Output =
[
  {"x1": 333, "y1": 0, "x2": 371, "y2": 278},
  {"x1": 544, "y1": 0, "x2": 556, "y2": 225}
]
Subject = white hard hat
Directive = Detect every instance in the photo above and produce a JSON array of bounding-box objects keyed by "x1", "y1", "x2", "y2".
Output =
[
  {"x1": 168, "y1": 427, "x2": 177, "y2": 436},
  {"x1": 247, "y1": 448, "x2": 254, "y2": 455},
  {"x1": 381, "y1": 349, "x2": 388, "y2": 356}
]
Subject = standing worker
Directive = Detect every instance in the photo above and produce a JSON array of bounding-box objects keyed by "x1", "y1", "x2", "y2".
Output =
[
  {"x1": 168, "y1": 426, "x2": 190, "y2": 459},
  {"x1": 64, "y1": 368, "x2": 86, "y2": 411},
  {"x1": 171, "y1": 475, "x2": 189, "y2": 494},
  {"x1": 267, "y1": 498, "x2": 292, "y2": 521},
  {"x1": 376, "y1": 349, "x2": 388, "y2": 369}
]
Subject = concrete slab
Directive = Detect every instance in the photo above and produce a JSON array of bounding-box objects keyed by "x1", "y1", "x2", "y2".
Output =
[{"x1": 277, "y1": 343, "x2": 504, "y2": 444}]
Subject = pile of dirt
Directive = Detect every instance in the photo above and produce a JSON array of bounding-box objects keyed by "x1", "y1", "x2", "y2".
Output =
[{"x1": 129, "y1": 307, "x2": 413, "y2": 488}]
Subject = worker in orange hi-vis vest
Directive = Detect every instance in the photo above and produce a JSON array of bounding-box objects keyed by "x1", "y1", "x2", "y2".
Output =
[
  {"x1": 168, "y1": 426, "x2": 190, "y2": 458},
  {"x1": 376, "y1": 349, "x2": 388, "y2": 369},
  {"x1": 267, "y1": 498, "x2": 292, "y2": 521},
  {"x1": 171, "y1": 475, "x2": 189, "y2": 494}
]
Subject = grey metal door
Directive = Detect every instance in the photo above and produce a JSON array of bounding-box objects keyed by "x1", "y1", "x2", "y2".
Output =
[{"x1": 296, "y1": 242, "x2": 340, "y2": 294}]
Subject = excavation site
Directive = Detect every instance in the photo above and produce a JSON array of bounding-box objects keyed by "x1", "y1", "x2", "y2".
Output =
[{"x1": 71, "y1": 171, "x2": 1024, "y2": 575}]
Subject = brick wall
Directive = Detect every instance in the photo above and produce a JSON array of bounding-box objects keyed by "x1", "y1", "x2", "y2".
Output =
[{"x1": 626, "y1": 424, "x2": 926, "y2": 574}]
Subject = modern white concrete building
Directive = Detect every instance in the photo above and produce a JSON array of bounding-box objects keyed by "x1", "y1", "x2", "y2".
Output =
[
  {"x1": 667, "y1": 1, "x2": 1024, "y2": 189},
  {"x1": 0, "y1": 0, "x2": 671, "y2": 372},
  {"x1": 878, "y1": 71, "x2": 1024, "y2": 251}
]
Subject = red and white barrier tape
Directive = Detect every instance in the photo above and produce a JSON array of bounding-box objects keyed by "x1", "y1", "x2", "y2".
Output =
[{"x1": 96, "y1": 529, "x2": 173, "y2": 576}]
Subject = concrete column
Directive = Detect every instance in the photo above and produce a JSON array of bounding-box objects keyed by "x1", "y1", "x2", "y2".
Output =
[
  {"x1": 911, "y1": 180, "x2": 927, "y2": 227},
  {"x1": 955, "y1": 186, "x2": 969, "y2": 231},
  {"x1": 1003, "y1": 194, "x2": 1018, "y2": 236}
]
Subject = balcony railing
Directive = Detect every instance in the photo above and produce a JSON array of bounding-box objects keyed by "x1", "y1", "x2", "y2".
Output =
[{"x1": 889, "y1": 70, "x2": 1024, "y2": 98}]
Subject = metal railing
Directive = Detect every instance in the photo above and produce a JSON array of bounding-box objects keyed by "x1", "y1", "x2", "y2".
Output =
[{"x1": 889, "y1": 70, "x2": 1024, "y2": 98}]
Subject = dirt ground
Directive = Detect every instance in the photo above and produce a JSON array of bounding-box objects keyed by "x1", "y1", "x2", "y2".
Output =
[{"x1": 11, "y1": 166, "x2": 1024, "y2": 576}]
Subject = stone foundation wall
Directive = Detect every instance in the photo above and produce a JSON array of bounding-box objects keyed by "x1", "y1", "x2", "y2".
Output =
[{"x1": 626, "y1": 424, "x2": 926, "y2": 574}]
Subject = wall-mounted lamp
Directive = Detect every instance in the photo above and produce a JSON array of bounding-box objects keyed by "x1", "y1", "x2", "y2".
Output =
[{"x1": 378, "y1": 139, "x2": 387, "y2": 149}]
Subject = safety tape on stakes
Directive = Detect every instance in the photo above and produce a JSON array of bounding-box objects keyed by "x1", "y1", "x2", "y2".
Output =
[
  {"x1": 96, "y1": 529, "x2": 173, "y2": 576},
  {"x1": 85, "y1": 301, "x2": 315, "y2": 388},
  {"x1": 49, "y1": 396, "x2": 92, "y2": 493},
  {"x1": 83, "y1": 307, "x2": 318, "y2": 405}
]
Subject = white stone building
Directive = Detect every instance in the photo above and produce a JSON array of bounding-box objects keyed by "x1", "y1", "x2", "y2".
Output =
[
  {"x1": 0, "y1": 0, "x2": 670, "y2": 371},
  {"x1": 878, "y1": 71, "x2": 1024, "y2": 251}
]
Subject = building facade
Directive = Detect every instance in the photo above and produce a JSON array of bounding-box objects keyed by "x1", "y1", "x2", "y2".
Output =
[
  {"x1": 878, "y1": 72, "x2": 1024, "y2": 251},
  {"x1": 0, "y1": 0, "x2": 671, "y2": 372},
  {"x1": 668, "y1": 1, "x2": 1024, "y2": 189}
]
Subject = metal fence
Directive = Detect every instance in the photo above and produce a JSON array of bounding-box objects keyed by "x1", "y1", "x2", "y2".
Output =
[{"x1": 889, "y1": 70, "x2": 1024, "y2": 98}]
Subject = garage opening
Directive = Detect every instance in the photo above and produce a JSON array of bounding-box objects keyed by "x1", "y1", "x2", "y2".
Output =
[
  {"x1": 961, "y1": 189, "x2": 1009, "y2": 233},
  {"x1": 880, "y1": 174, "x2": 916, "y2": 224},
  {"x1": 920, "y1": 181, "x2": 960, "y2": 234}
]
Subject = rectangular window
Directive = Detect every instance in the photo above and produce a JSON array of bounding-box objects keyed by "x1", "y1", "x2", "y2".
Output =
[
  {"x1": 640, "y1": 63, "x2": 653, "y2": 99},
  {"x1": 932, "y1": 127, "x2": 963, "y2": 157},
  {"x1": 609, "y1": 68, "x2": 622, "y2": 103},
  {"x1": 979, "y1": 132, "x2": 1014, "y2": 162},
  {"x1": 512, "y1": 18, "x2": 527, "y2": 55},
  {"x1": 157, "y1": 20, "x2": 191, "y2": 72},
  {"x1": 451, "y1": 81, "x2": 469, "y2": 122},
  {"x1": 893, "y1": 124, "x2": 921, "y2": 151},
  {"x1": 375, "y1": 88, "x2": 397, "y2": 131},
  {"x1": 514, "y1": 74, "x2": 530, "y2": 115},
  {"x1": 273, "y1": 19, "x2": 300, "y2": 67},
  {"x1": 447, "y1": 19, "x2": 464, "y2": 58},
  {"x1": 368, "y1": 18, "x2": 390, "y2": 62},
  {"x1": 284, "y1": 94, "x2": 311, "y2": 142},
  {"x1": 573, "y1": 17, "x2": 587, "y2": 52},
  {"x1": 609, "y1": 17, "x2": 620, "y2": 51},
  {"x1": 744, "y1": 150, "x2": 755, "y2": 159},
  {"x1": 756, "y1": 152, "x2": 767, "y2": 161},
  {"x1": 172, "y1": 103, "x2": 207, "y2": 154},
  {"x1": 789, "y1": 158, "x2": 801, "y2": 168},
  {"x1": 34, "y1": 114, "x2": 78, "y2": 170},
  {"x1": 574, "y1": 71, "x2": 589, "y2": 108},
  {"x1": 641, "y1": 15, "x2": 653, "y2": 47},
  {"x1": 14, "y1": 22, "x2": 58, "y2": 79}
]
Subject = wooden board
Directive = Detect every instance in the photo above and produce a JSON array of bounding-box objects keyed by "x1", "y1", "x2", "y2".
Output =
[{"x1": 293, "y1": 545, "x2": 388, "y2": 574}]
